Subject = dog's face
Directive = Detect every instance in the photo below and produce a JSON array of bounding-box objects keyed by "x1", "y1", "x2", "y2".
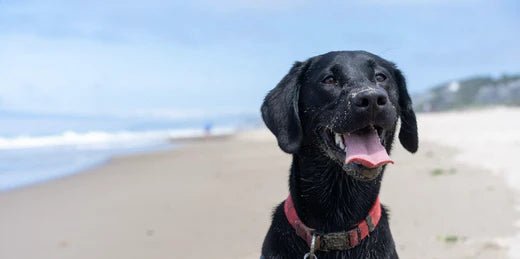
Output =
[{"x1": 262, "y1": 51, "x2": 418, "y2": 181}]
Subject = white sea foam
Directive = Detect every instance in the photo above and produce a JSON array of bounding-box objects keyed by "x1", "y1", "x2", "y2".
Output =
[{"x1": 0, "y1": 127, "x2": 236, "y2": 150}]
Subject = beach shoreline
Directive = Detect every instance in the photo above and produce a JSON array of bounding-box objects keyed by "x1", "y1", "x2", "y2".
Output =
[
  {"x1": 0, "y1": 130, "x2": 237, "y2": 192},
  {"x1": 1, "y1": 109, "x2": 519, "y2": 259}
]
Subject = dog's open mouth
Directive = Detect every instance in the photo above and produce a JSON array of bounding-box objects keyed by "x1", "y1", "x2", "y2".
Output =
[{"x1": 320, "y1": 125, "x2": 394, "y2": 180}]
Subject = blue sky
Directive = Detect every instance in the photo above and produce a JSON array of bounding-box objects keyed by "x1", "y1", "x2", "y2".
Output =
[{"x1": 0, "y1": 0, "x2": 518, "y2": 118}]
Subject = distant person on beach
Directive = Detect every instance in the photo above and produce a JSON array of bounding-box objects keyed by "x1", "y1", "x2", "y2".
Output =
[{"x1": 204, "y1": 122, "x2": 213, "y2": 137}]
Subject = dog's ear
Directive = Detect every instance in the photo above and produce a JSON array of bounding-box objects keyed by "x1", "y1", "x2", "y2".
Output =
[
  {"x1": 261, "y1": 61, "x2": 308, "y2": 153},
  {"x1": 394, "y1": 68, "x2": 418, "y2": 153}
]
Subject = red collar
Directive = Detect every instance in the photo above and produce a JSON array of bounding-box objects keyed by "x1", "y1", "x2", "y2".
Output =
[{"x1": 284, "y1": 195, "x2": 382, "y2": 251}]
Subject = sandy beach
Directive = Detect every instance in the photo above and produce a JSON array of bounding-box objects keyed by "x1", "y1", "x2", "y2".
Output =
[{"x1": 1, "y1": 108, "x2": 519, "y2": 259}]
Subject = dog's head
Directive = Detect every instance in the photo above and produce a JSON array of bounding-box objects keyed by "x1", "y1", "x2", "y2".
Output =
[{"x1": 262, "y1": 51, "x2": 418, "y2": 181}]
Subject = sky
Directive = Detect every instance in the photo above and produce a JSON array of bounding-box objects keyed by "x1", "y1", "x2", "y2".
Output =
[{"x1": 0, "y1": 0, "x2": 519, "y2": 118}]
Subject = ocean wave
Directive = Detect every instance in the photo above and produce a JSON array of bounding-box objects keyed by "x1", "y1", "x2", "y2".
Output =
[{"x1": 0, "y1": 127, "x2": 236, "y2": 150}]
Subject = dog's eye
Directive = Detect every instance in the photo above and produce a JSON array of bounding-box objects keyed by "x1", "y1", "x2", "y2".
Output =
[
  {"x1": 375, "y1": 73, "x2": 387, "y2": 82},
  {"x1": 322, "y1": 76, "x2": 338, "y2": 85}
]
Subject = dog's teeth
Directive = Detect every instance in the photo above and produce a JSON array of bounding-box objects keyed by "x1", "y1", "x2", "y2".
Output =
[
  {"x1": 341, "y1": 135, "x2": 347, "y2": 151},
  {"x1": 339, "y1": 140, "x2": 345, "y2": 150},
  {"x1": 335, "y1": 133, "x2": 346, "y2": 150},
  {"x1": 335, "y1": 133, "x2": 342, "y2": 146}
]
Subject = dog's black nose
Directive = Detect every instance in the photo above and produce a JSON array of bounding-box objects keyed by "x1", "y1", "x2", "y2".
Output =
[{"x1": 352, "y1": 88, "x2": 389, "y2": 112}]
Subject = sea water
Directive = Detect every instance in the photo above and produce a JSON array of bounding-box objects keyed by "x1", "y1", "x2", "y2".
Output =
[{"x1": 0, "y1": 112, "x2": 259, "y2": 191}]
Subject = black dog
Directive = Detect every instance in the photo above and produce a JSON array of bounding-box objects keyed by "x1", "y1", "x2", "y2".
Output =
[{"x1": 260, "y1": 51, "x2": 418, "y2": 259}]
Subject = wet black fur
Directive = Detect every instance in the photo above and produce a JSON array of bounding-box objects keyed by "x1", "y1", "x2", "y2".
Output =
[{"x1": 260, "y1": 51, "x2": 418, "y2": 259}]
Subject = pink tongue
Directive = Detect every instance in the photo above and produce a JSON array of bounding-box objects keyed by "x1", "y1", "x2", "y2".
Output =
[{"x1": 343, "y1": 129, "x2": 394, "y2": 168}]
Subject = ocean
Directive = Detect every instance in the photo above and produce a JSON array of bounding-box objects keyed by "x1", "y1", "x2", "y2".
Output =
[{"x1": 0, "y1": 111, "x2": 260, "y2": 191}]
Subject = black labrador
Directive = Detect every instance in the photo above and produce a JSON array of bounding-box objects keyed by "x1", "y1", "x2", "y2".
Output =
[{"x1": 260, "y1": 51, "x2": 418, "y2": 259}]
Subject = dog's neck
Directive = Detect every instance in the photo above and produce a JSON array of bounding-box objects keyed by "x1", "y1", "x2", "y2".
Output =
[{"x1": 289, "y1": 150, "x2": 383, "y2": 233}]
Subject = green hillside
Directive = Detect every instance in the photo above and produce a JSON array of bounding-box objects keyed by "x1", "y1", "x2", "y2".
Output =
[{"x1": 413, "y1": 74, "x2": 520, "y2": 112}]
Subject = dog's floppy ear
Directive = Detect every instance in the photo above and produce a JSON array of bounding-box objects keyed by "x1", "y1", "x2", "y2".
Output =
[
  {"x1": 261, "y1": 61, "x2": 308, "y2": 153},
  {"x1": 394, "y1": 68, "x2": 418, "y2": 153}
]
